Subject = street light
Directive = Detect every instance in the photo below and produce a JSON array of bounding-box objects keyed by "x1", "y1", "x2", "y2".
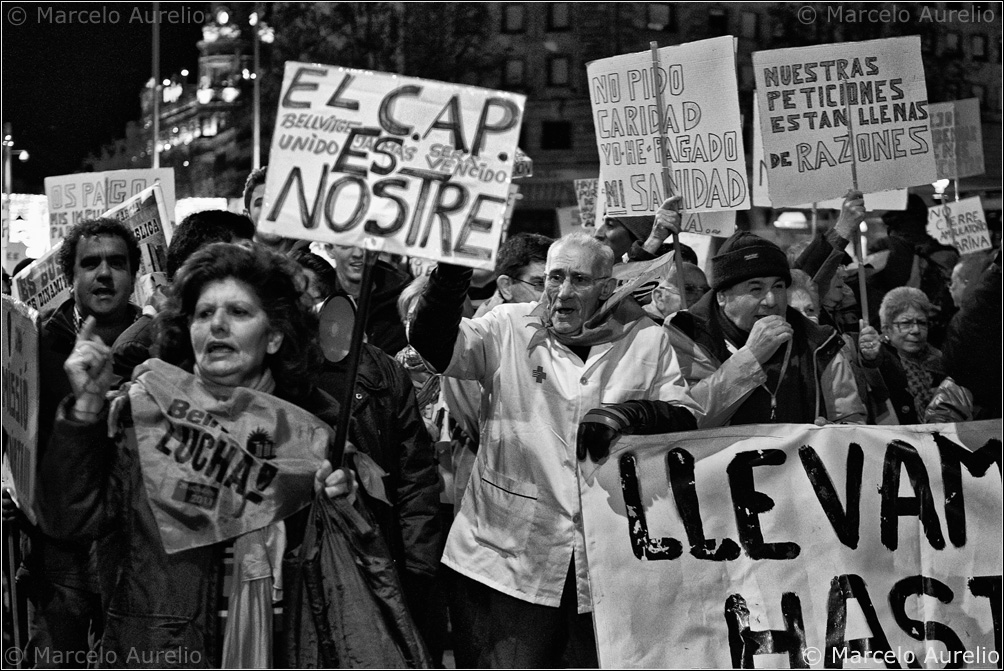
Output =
[{"x1": 250, "y1": 5, "x2": 274, "y2": 170}]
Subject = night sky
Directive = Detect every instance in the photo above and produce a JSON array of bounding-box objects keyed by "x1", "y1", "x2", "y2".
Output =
[{"x1": 2, "y1": 2, "x2": 208, "y2": 193}]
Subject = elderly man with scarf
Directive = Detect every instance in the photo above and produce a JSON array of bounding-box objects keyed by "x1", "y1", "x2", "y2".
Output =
[{"x1": 409, "y1": 231, "x2": 700, "y2": 668}]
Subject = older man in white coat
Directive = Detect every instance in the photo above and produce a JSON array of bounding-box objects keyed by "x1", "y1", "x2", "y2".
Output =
[{"x1": 409, "y1": 231, "x2": 700, "y2": 668}]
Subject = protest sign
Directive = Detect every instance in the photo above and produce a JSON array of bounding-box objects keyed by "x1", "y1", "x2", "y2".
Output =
[
  {"x1": 103, "y1": 184, "x2": 171, "y2": 306},
  {"x1": 929, "y1": 98, "x2": 985, "y2": 180},
  {"x1": 44, "y1": 168, "x2": 176, "y2": 246},
  {"x1": 753, "y1": 97, "x2": 908, "y2": 211},
  {"x1": 581, "y1": 420, "x2": 1002, "y2": 668},
  {"x1": 575, "y1": 178, "x2": 599, "y2": 229},
  {"x1": 556, "y1": 206, "x2": 582, "y2": 238},
  {"x1": 12, "y1": 245, "x2": 69, "y2": 314},
  {"x1": 1, "y1": 295, "x2": 40, "y2": 525},
  {"x1": 261, "y1": 63, "x2": 526, "y2": 271},
  {"x1": 753, "y1": 36, "x2": 936, "y2": 207},
  {"x1": 587, "y1": 36, "x2": 749, "y2": 218},
  {"x1": 14, "y1": 185, "x2": 171, "y2": 312},
  {"x1": 926, "y1": 196, "x2": 992, "y2": 255}
]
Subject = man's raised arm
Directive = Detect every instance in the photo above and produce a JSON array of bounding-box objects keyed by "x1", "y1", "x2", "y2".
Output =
[{"x1": 409, "y1": 263, "x2": 473, "y2": 373}]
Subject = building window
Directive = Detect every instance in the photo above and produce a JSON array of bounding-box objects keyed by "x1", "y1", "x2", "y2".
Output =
[
  {"x1": 503, "y1": 59, "x2": 525, "y2": 87},
  {"x1": 709, "y1": 8, "x2": 728, "y2": 36},
  {"x1": 502, "y1": 4, "x2": 526, "y2": 33},
  {"x1": 541, "y1": 121, "x2": 572, "y2": 150},
  {"x1": 740, "y1": 11, "x2": 759, "y2": 40},
  {"x1": 943, "y1": 31, "x2": 961, "y2": 55},
  {"x1": 971, "y1": 34, "x2": 988, "y2": 61},
  {"x1": 547, "y1": 3, "x2": 571, "y2": 31},
  {"x1": 646, "y1": 3, "x2": 675, "y2": 31},
  {"x1": 547, "y1": 55, "x2": 571, "y2": 87}
]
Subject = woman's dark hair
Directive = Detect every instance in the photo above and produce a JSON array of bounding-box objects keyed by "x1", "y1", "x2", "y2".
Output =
[{"x1": 155, "y1": 242, "x2": 322, "y2": 402}]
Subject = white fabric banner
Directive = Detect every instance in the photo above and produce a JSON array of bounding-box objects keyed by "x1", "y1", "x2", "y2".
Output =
[{"x1": 581, "y1": 420, "x2": 1002, "y2": 668}]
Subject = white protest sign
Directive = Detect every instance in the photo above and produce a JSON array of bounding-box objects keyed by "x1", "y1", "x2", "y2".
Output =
[
  {"x1": 261, "y1": 63, "x2": 525, "y2": 271},
  {"x1": 14, "y1": 185, "x2": 171, "y2": 312},
  {"x1": 1, "y1": 295, "x2": 40, "y2": 525},
  {"x1": 753, "y1": 96, "x2": 908, "y2": 211},
  {"x1": 753, "y1": 36, "x2": 936, "y2": 207},
  {"x1": 12, "y1": 245, "x2": 69, "y2": 314},
  {"x1": 103, "y1": 184, "x2": 171, "y2": 306},
  {"x1": 587, "y1": 36, "x2": 749, "y2": 218},
  {"x1": 926, "y1": 197, "x2": 992, "y2": 255},
  {"x1": 581, "y1": 420, "x2": 1002, "y2": 668},
  {"x1": 574, "y1": 178, "x2": 599, "y2": 229},
  {"x1": 44, "y1": 168, "x2": 176, "y2": 246},
  {"x1": 929, "y1": 98, "x2": 986, "y2": 180},
  {"x1": 555, "y1": 205, "x2": 582, "y2": 238}
]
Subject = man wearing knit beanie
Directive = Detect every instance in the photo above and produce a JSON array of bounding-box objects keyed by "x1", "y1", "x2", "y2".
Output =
[{"x1": 657, "y1": 229, "x2": 865, "y2": 427}]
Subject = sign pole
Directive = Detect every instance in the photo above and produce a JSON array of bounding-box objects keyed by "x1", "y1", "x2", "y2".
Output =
[
  {"x1": 650, "y1": 41, "x2": 688, "y2": 307},
  {"x1": 331, "y1": 248, "x2": 378, "y2": 467},
  {"x1": 840, "y1": 77, "x2": 869, "y2": 325},
  {"x1": 6, "y1": 531, "x2": 21, "y2": 668}
]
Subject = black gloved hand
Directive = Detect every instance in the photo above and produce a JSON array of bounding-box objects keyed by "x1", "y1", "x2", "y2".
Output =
[{"x1": 576, "y1": 406, "x2": 631, "y2": 462}]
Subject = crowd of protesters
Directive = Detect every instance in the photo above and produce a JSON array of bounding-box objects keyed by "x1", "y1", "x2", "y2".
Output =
[{"x1": 2, "y1": 161, "x2": 1001, "y2": 669}]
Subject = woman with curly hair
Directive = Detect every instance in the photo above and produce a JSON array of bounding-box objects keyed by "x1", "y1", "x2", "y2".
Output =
[
  {"x1": 857, "y1": 286, "x2": 946, "y2": 424},
  {"x1": 36, "y1": 242, "x2": 355, "y2": 667}
]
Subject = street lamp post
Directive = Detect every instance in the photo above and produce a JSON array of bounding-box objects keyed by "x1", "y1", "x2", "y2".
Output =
[{"x1": 252, "y1": 4, "x2": 261, "y2": 170}]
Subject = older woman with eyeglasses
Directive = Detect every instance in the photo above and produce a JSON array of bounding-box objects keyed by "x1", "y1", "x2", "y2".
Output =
[{"x1": 858, "y1": 286, "x2": 946, "y2": 424}]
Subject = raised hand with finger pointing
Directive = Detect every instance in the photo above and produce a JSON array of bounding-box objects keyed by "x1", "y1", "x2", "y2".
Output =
[{"x1": 64, "y1": 315, "x2": 115, "y2": 421}]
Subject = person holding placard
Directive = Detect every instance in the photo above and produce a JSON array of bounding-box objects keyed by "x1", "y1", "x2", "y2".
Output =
[
  {"x1": 409, "y1": 232, "x2": 700, "y2": 667},
  {"x1": 858, "y1": 287, "x2": 946, "y2": 425}
]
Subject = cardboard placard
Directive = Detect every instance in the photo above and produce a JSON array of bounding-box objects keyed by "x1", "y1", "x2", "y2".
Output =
[
  {"x1": 574, "y1": 178, "x2": 600, "y2": 229},
  {"x1": 261, "y1": 63, "x2": 526, "y2": 271},
  {"x1": 753, "y1": 96, "x2": 908, "y2": 212},
  {"x1": 587, "y1": 36, "x2": 749, "y2": 218},
  {"x1": 929, "y1": 98, "x2": 985, "y2": 180},
  {"x1": 14, "y1": 185, "x2": 171, "y2": 312},
  {"x1": 1, "y1": 295, "x2": 40, "y2": 525},
  {"x1": 926, "y1": 196, "x2": 992, "y2": 255},
  {"x1": 44, "y1": 168, "x2": 176, "y2": 246},
  {"x1": 753, "y1": 36, "x2": 936, "y2": 206}
]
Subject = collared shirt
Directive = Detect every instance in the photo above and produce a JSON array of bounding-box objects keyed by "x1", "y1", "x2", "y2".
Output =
[{"x1": 440, "y1": 301, "x2": 699, "y2": 613}]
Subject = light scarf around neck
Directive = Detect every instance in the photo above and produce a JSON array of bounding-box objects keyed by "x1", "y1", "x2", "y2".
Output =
[{"x1": 525, "y1": 293, "x2": 648, "y2": 352}]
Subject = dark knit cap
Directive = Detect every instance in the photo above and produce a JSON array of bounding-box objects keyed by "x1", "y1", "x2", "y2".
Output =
[{"x1": 711, "y1": 231, "x2": 792, "y2": 291}]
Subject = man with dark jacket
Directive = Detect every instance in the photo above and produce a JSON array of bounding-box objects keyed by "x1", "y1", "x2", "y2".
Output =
[
  {"x1": 26, "y1": 218, "x2": 141, "y2": 667},
  {"x1": 325, "y1": 243, "x2": 411, "y2": 356},
  {"x1": 666, "y1": 231, "x2": 865, "y2": 427}
]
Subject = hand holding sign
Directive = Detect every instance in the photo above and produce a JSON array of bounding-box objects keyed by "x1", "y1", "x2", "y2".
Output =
[
  {"x1": 314, "y1": 458, "x2": 358, "y2": 503},
  {"x1": 643, "y1": 197, "x2": 683, "y2": 253},
  {"x1": 65, "y1": 316, "x2": 114, "y2": 421},
  {"x1": 834, "y1": 190, "x2": 865, "y2": 240}
]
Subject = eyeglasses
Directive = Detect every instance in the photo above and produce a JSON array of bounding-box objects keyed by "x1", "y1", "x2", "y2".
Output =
[
  {"x1": 545, "y1": 271, "x2": 610, "y2": 291},
  {"x1": 892, "y1": 318, "x2": 929, "y2": 331},
  {"x1": 513, "y1": 277, "x2": 546, "y2": 292}
]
